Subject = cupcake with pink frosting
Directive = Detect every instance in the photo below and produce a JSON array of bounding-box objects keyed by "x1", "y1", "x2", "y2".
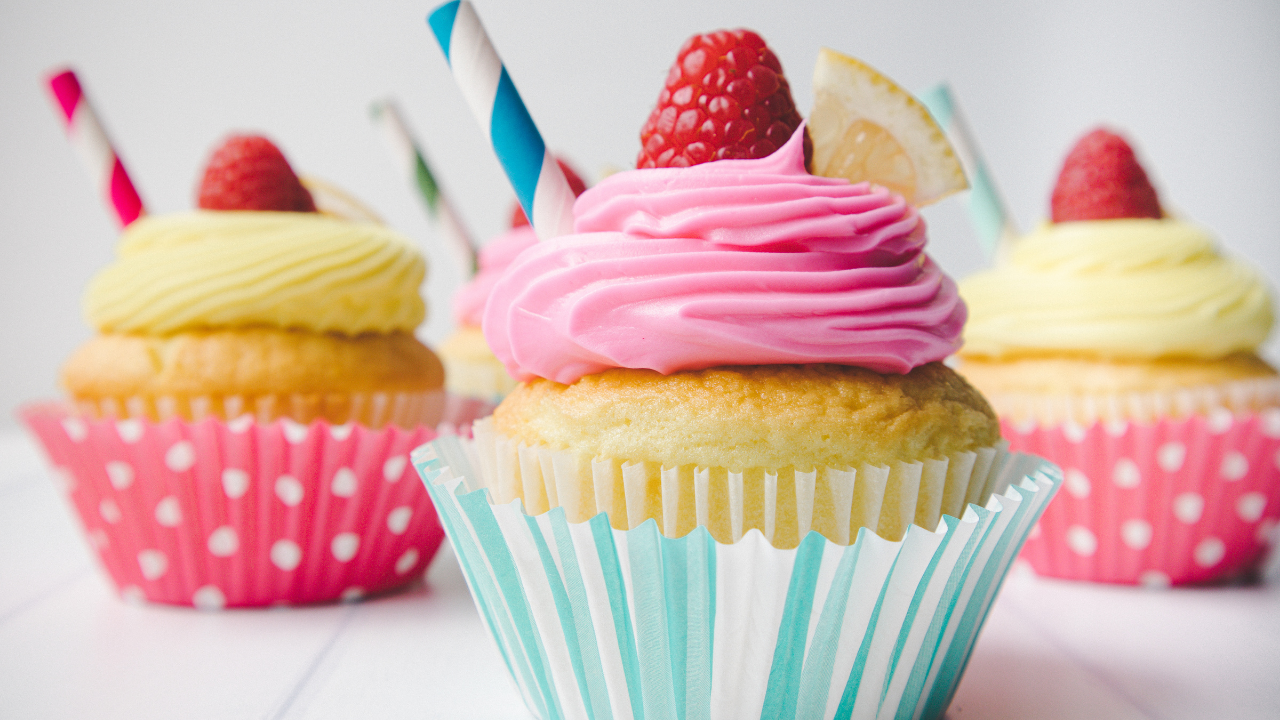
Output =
[
  {"x1": 414, "y1": 29, "x2": 1058, "y2": 720},
  {"x1": 478, "y1": 122, "x2": 1007, "y2": 546}
]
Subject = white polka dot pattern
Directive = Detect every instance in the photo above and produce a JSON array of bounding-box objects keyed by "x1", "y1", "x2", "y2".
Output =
[
  {"x1": 22, "y1": 404, "x2": 446, "y2": 608},
  {"x1": 1220, "y1": 452, "x2": 1249, "y2": 480},
  {"x1": 154, "y1": 496, "x2": 182, "y2": 527},
  {"x1": 282, "y1": 419, "x2": 310, "y2": 444},
  {"x1": 221, "y1": 468, "x2": 250, "y2": 499},
  {"x1": 1139, "y1": 571, "x2": 1171, "y2": 589},
  {"x1": 275, "y1": 475, "x2": 304, "y2": 506},
  {"x1": 1008, "y1": 411, "x2": 1280, "y2": 586},
  {"x1": 395, "y1": 548, "x2": 421, "y2": 575},
  {"x1": 1064, "y1": 469, "x2": 1091, "y2": 498},
  {"x1": 99, "y1": 498, "x2": 121, "y2": 524},
  {"x1": 1207, "y1": 408, "x2": 1234, "y2": 434},
  {"x1": 138, "y1": 549, "x2": 168, "y2": 580},
  {"x1": 192, "y1": 586, "x2": 226, "y2": 611},
  {"x1": 1194, "y1": 538, "x2": 1225, "y2": 567},
  {"x1": 208, "y1": 527, "x2": 239, "y2": 557},
  {"x1": 271, "y1": 540, "x2": 303, "y2": 571},
  {"x1": 1121, "y1": 519, "x2": 1152, "y2": 550},
  {"x1": 1264, "y1": 409, "x2": 1280, "y2": 438},
  {"x1": 115, "y1": 419, "x2": 144, "y2": 443},
  {"x1": 165, "y1": 441, "x2": 196, "y2": 472},
  {"x1": 383, "y1": 455, "x2": 408, "y2": 482},
  {"x1": 1156, "y1": 443, "x2": 1186, "y2": 472},
  {"x1": 105, "y1": 460, "x2": 134, "y2": 490},
  {"x1": 387, "y1": 507, "x2": 413, "y2": 534},
  {"x1": 332, "y1": 533, "x2": 360, "y2": 562},
  {"x1": 1112, "y1": 459, "x2": 1141, "y2": 489},
  {"x1": 1065, "y1": 526, "x2": 1097, "y2": 557},
  {"x1": 1173, "y1": 493, "x2": 1205, "y2": 524},
  {"x1": 1062, "y1": 423, "x2": 1087, "y2": 444},
  {"x1": 331, "y1": 468, "x2": 358, "y2": 497},
  {"x1": 61, "y1": 417, "x2": 87, "y2": 442},
  {"x1": 1237, "y1": 493, "x2": 1267, "y2": 523}
]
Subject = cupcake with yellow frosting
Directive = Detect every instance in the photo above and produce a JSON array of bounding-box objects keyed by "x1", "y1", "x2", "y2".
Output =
[
  {"x1": 22, "y1": 134, "x2": 447, "y2": 607},
  {"x1": 958, "y1": 127, "x2": 1280, "y2": 585}
]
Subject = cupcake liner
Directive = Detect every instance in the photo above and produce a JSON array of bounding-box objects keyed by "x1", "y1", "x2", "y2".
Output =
[
  {"x1": 20, "y1": 401, "x2": 447, "y2": 608},
  {"x1": 412, "y1": 436, "x2": 1060, "y2": 720},
  {"x1": 70, "y1": 389, "x2": 447, "y2": 429},
  {"x1": 467, "y1": 418, "x2": 1010, "y2": 547},
  {"x1": 981, "y1": 375, "x2": 1280, "y2": 427},
  {"x1": 1008, "y1": 409, "x2": 1280, "y2": 585}
]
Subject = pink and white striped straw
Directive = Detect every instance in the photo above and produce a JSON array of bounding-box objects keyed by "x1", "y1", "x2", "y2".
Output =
[{"x1": 45, "y1": 68, "x2": 145, "y2": 228}]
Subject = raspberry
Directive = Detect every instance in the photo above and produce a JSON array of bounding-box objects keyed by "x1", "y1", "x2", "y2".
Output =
[
  {"x1": 637, "y1": 29, "x2": 807, "y2": 169},
  {"x1": 510, "y1": 158, "x2": 588, "y2": 227},
  {"x1": 197, "y1": 134, "x2": 316, "y2": 212},
  {"x1": 1050, "y1": 128, "x2": 1161, "y2": 222}
]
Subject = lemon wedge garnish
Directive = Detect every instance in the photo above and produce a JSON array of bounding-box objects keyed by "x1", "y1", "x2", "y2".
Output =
[
  {"x1": 300, "y1": 175, "x2": 384, "y2": 224},
  {"x1": 809, "y1": 48, "x2": 967, "y2": 206}
]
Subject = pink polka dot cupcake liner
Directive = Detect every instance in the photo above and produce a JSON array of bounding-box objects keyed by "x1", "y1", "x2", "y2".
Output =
[
  {"x1": 1008, "y1": 408, "x2": 1280, "y2": 586},
  {"x1": 20, "y1": 402, "x2": 448, "y2": 608}
]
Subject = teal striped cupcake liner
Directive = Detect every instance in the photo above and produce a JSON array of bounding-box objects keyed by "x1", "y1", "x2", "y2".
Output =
[{"x1": 413, "y1": 436, "x2": 1060, "y2": 720}]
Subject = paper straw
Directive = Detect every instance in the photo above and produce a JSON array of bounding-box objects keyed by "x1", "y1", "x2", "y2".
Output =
[
  {"x1": 427, "y1": 0, "x2": 576, "y2": 240},
  {"x1": 920, "y1": 83, "x2": 1016, "y2": 261},
  {"x1": 45, "y1": 68, "x2": 145, "y2": 228},
  {"x1": 371, "y1": 99, "x2": 479, "y2": 276}
]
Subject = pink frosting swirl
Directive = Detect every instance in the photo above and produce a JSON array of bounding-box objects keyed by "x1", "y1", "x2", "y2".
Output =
[
  {"x1": 484, "y1": 127, "x2": 965, "y2": 384},
  {"x1": 453, "y1": 225, "x2": 539, "y2": 327}
]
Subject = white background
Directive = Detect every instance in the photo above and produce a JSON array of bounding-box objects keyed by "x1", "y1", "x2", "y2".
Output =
[{"x1": 2, "y1": 0, "x2": 1279, "y2": 429}]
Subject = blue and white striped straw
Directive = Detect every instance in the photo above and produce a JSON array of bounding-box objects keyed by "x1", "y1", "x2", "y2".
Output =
[
  {"x1": 920, "y1": 84, "x2": 1018, "y2": 261},
  {"x1": 428, "y1": 0, "x2": 577, "y2": 240},
  {"x1": 370, "y1": 98, "x2": 479, "y2": 277}
]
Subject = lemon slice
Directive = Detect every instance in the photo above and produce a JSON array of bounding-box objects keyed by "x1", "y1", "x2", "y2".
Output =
[
  {"x1": 809, "y1": 48, "x2": 967, "y2": 206},
  {"x1": 300, "y1": 175, "x2": 384, "y2": 224}
]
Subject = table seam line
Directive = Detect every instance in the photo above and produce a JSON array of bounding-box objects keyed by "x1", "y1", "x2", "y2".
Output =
[{"x1": 267, "y1": 603, "x2": 360, "y2": 720}]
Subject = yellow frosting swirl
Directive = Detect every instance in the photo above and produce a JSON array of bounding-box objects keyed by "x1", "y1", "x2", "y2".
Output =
[
  {"x1": 85, "y1": 211, "x2": 426, "y2": 335},
  {"x1": 959, "y1": 218, "x2": 1273, "y2": 360}
]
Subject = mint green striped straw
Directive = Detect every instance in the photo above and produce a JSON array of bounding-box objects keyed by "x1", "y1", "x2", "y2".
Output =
[
  {"x1": 920, "y1": 84, "x2": 1018, "y2": 261},
  {"x1": 370, "y1": 98, "x2": 478, "y2": 277}
]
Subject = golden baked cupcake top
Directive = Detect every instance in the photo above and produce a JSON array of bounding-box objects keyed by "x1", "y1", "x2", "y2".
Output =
[{"x1": 496, "y1": 363, "x2": 997, "y2": 471}]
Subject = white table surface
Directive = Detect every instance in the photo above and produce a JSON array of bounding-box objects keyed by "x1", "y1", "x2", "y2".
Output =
[{"x1": 2, "y1": 429, "x2": 1278, "y2": 720}]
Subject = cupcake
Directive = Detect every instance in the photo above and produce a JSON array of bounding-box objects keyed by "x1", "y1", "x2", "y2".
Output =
[
  {"x1": 22, "y1": 134, "x2": 447, "y2": 608},
  {"x1": 438, "y1": 159, "x2": 587, "y2": 404},
  {"x1": 416, "y1": 28, "x2": 1058, "y2": 720},
  {"x1": 958, "y1": 127, "x2": 1280, "y2": 585}
]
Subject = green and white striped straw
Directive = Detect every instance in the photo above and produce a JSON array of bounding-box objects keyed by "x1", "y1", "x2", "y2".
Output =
[
  {"x1": 371, "y1": 98, "x2": 478, "y2": 277},
  {"x1": 920, "y1": 84, "x2": 1018, "y2": 262}
]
